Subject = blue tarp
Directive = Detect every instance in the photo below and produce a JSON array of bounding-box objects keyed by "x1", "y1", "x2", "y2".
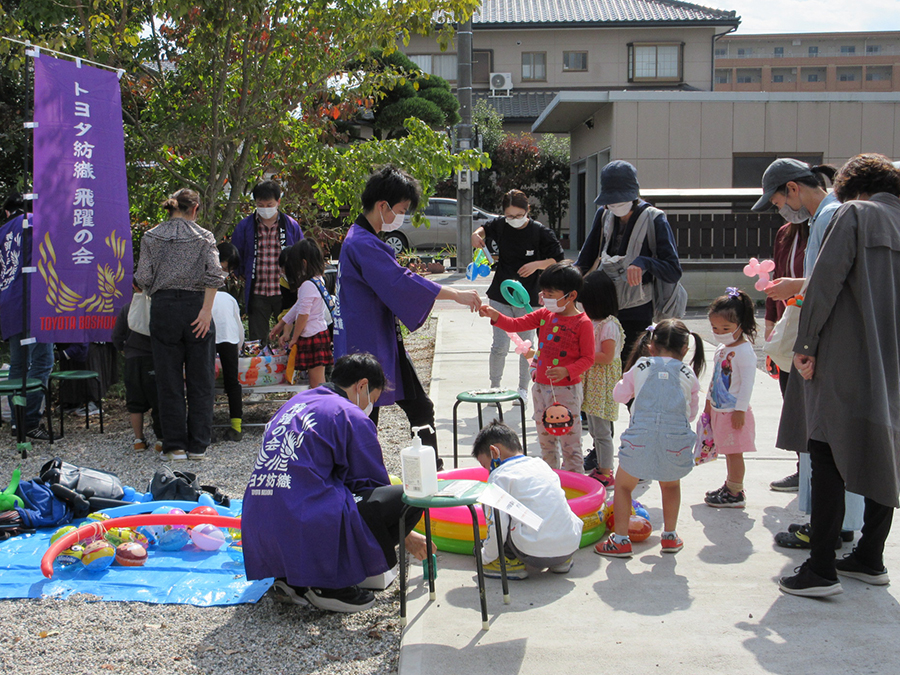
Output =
[{"x1": 0, "y1": 500, "x2": 272, "y2": 606}]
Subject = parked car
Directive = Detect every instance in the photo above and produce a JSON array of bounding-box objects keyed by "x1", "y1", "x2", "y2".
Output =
[{"x1": 379, "y1": 198, "x2": 497, "y2": 253}]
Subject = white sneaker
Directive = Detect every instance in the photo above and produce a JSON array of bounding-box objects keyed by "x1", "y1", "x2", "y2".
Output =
[
  {"x1": 549, "y1": 557, "x2": 573, "y2": 574},
  {"x1": 159, "y1": 449, "x2": 188, "y2": 461},
  {"x1": 515, "y1": 388, "x2": 528, "y2": 407}
]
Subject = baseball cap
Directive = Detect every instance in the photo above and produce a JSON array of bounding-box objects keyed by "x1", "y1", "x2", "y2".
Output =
[{"x1": 752, "y1": 158, "x2": 816, "y2": 211}]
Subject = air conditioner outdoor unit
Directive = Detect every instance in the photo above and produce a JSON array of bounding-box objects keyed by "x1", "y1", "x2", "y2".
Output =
[{"x1": 490, "y1": 72, "x2": 513, "y2": 96}]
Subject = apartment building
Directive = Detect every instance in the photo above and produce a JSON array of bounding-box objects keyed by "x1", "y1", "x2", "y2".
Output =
[{"x1": 714, "y1": 31, "x2": 900, "y2": 92}]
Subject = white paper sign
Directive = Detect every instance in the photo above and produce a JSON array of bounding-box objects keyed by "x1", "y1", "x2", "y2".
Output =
[{"x1": 478, "y1": 483, "x2": 544, "y2": 531}]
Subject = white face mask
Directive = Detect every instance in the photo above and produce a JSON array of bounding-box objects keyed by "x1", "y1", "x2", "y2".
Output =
[
  {"x1": 356, "y1": 385, "x2": 373, "y2": 416},
  {"x1": 607, "y1": 202, "x2": 633, "y2": 218},
  {"x1": 542, "y1": 293, "x2": 569, "y2": 313},
  {"x1": 506, "y1": 216, "x2": 528, "y2": 229},
  {"x1": 712, "y1": 329, "x2": 741, "y2": 345},
  {"x1": 256, "y1": 206, "x2": 278, "y2": 220},
  {"x1": 380, "y1": 204, "x2": 405, "y2": 232}
]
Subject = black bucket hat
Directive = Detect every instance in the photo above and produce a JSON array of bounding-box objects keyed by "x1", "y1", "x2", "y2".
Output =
[{"x1": 594, "y1": 160, "x2": 640, "y2": 206}]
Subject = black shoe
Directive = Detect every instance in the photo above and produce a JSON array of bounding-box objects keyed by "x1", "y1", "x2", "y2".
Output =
[
  {"x1": 304, "y1": 585, "x2": 375, "y2": 613},
  {"x1": 26, "y1": 425, "x2": 51, "y2": 441},
  {"x1": 583, "y1": 448, "x2": 598, "y2": 472},
  {"x1": 271, "y1": 579, "x2": 310, "y2": 605},
  {"x1": 776, "y1": 523, "x2": 846, "y2": 550},
  {"x1": 835, "y1": 551, "x2": 890, "y2": 586},
  {"x1": 779, "y1": 561, "x2": 843, "y2": 597},
  {"x1": 221, "y1": 427, "x2": 243, "y2": 442},
  {"x1": 770, "y1": 471, "x2": 800, "y2": 492},
  {"x1": 704, "y1": 485, "x2": 745, "y2": 508}
]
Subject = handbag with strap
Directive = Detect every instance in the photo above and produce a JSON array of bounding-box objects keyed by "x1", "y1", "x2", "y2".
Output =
[
  {"x1": 127, "y1": 292, "x2": 151, "y2": 336},
  {"x1": 762, "y1": 277, "x2": 809, "y2": 371}
]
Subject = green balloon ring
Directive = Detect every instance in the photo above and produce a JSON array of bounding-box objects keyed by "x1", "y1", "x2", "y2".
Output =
[{"x1": 500, "y1": 279, "x2": 531, "y2": 308}]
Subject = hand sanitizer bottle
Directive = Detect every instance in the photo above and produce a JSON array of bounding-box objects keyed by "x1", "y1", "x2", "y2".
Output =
[{"x1": 401, "y1": 425, "x2": 438, "y2": 498}]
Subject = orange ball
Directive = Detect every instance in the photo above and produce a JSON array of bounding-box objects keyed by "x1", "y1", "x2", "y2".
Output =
[{"x1": 628, "y1": 516, "x2": 652, "y2": 542}]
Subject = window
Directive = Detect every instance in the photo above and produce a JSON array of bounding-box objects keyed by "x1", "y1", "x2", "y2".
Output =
[
  {"x1": 808, "y1": 73, "x2": 819, "y2": 82},
  {"x1": 737, "y1": 48, "x2": 751, "y2": 57},
  {"x1": 867, "y1": 45, "x2": 881, "y2": 54},
  {"x1": 714, "y1": 69, "x2": 730, "y2": 84},
  {"x1": 736, "y1": 75, "x2": 752, "y2": 84},
  {"x1": 563, "y1": 51, "x2": 588, "y2": 72},
  {"x1": 772, "y1": 74, "x2": 784, "y2": 83},
  {"x1": 841, "y1": 45, "x2": 856, "y2": 55},
  {"x1": 839, "y1": 73, "x2": 856, "y2": 81},
  {"x1": 714, "y1": 47, "x2": 727, "y2": 57},
  {"x1": 522, "y1": 52, "x2": 546, "y2": 81},
  {"x1": 473, "y1": 50, "x2": 492, "y2": 84},
  {"x1": 867, "y1": 66, "x2": 892, "y2": 81},
  {"x1": 733, "y1": 153, "x2": 824, "y2": 189},
  {"x1": 774, "y1": 47, "x2": 784, "y2": 58},
  {"x1": 808, "y1": 46, "x2": 819, "y2": 57},
  {"x1": 407, "y1": 53, "x2": 457, "y2": 81},
  {"x1": 435, "y1": 201, "x2": 457, "y2": 217},
  {"x1": 628, "y1": 43, "x2": 683, "y2": 82}
]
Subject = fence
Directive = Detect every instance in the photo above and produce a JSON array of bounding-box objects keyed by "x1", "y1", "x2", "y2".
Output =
[{"x1": 668, "y1": 212, "x2": 784, "y2": 260}]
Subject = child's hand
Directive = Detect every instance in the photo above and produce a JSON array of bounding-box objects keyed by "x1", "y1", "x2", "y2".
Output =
[
  {"x1": 546, "y1": 366, "x2": 569, "y2": 382},
  {"x1": 479, "y1": 305, "x2": 499, "y2": 321},
  {"x1": 731, "y1": 410, "x2": 745, "y2": 430},
  {"x1": 404, "y1": 530, "x2": 436, "y2": 561},
  {"x1": 704, "y1": 400, "x2": 712, "y2": 416},
  {"x1": 524, "y1": 348, "x2": 535, "y2": 360},
  {"x1": 268, "y1": 322, "x2": 284, "y2": 342}
]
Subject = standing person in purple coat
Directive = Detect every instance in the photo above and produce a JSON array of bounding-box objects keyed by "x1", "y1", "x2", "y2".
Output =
[
  {"x1": 242, "y1": 353, "x2": 433, "y2": 613},
  {"x1": 332, "y1": 166, "x2": 481, "y2": 470}
]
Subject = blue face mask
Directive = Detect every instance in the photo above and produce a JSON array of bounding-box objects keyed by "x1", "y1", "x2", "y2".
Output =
[{"x1": 489, "y1": 457, "x2": 502, "y2": 472}]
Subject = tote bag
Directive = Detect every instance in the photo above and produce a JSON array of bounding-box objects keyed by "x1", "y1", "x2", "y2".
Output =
[{"x1": 762, "y1": 278, "x2": 809, "y2": 371}]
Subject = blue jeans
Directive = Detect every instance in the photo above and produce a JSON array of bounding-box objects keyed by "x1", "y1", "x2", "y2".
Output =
[{"x1": 7, "y1": 334, "x2": 53, "y2": 430}]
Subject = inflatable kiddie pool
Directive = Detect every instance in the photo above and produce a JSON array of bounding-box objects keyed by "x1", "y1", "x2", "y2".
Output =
[{"x1": 414, "y1": 466, "x2": 606, "y2": 555}]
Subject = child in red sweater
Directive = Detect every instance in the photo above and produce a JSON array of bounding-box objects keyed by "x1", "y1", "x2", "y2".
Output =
[{"x1": 480, "y1": 263, "x2": 595, "y2": 472}]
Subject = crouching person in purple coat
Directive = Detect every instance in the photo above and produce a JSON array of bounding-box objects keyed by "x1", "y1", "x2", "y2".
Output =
[{"x1": 242, "y1": 353, "x2": 434, "y2": 612}]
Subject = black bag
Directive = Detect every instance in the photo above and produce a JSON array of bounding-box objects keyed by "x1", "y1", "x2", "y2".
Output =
[
  {"x1": 39, "y1": 457, "x2": 124, "y2": 501},
  {"x1": 149, "y1": 466, "x2": 202, "y2": 502}
]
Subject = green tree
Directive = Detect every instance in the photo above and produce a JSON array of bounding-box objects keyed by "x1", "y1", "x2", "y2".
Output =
[{"x1": 533, "y1": 134, "x2": 571, "y2": 236}]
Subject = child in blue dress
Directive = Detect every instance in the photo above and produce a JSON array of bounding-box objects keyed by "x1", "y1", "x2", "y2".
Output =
[{"x1": 596, "y1": 319, "x2": 705, "y2": 558}]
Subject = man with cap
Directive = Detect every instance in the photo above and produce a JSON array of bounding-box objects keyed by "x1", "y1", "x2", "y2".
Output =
[
  {"x1": 575, "y1": 160, "x2": 682, "y2": 361},
  {"x1": 751, "y1": 157, "x2": 864, "y2": 551}
]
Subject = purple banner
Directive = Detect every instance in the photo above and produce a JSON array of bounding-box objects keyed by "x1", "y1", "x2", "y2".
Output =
[{"x1": 32, "y1": 55, "x2": 132, "y2": 342}]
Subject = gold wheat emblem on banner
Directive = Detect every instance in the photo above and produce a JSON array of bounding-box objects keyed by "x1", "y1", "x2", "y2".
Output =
[{"x1": 38, "y1": 231, "x2": 126, "y2": 314}]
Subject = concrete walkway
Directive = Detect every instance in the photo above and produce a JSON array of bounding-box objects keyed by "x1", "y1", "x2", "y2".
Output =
[{"x1": 399, "y1": 272, "x2": 900, "y2": 675}]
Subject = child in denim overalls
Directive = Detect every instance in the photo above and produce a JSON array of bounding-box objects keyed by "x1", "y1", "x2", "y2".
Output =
[{"x1": 596, "y1": 319, "x2": 705, "y2": 558}]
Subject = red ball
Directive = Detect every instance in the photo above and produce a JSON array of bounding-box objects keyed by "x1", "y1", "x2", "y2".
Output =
[
  {"x1": 115, "y1": 541, "x2": 148, "y2": 567},
  {"x1": 628, "y1": 516, "x2": 652, "y2": 543},
  {"x1": 190, "y1": 505, "x2": 219, "y2": 517}
]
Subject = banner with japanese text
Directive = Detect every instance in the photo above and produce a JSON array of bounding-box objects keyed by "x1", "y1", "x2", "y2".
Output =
[{"x1": 31, "y1": 55, "x2": 132, "y2": 342}]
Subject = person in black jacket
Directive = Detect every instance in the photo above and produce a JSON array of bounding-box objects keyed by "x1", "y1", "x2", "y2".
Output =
[{"x1": 472, "y1": 189, "x2": 564, "y2": 404}]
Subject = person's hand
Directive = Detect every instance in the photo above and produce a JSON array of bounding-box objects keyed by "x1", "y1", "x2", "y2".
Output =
[
  {"x1": 765, "y1": 278, "x2": 804, "y2": 302},
  {"x1": 268, "y1": 322, "x2": 284, "y2": 343},
  {"x1": 454, "y1": 289, "x2": 482, "y2": 312},
  {"x1": 626, "y1": 265, "x2": 643, "y2": 287},
  {"x1": 518, "y1": 261, "x2": 543, "y2": 278},
  {"x1": 704, "y1": 400, "x2": 711, "y2": 416},
  {"x1": 731, "y1": 410, "x2": 746, "y2": 430},
  {"x1": 764, "y1": 320, "x2": 775, "y2": 341},
  {"x1": 546, "y1": 366, "x2": 569, "y2": 382},
  {"x1": 794, "y1": 353, "x2": 816, "y2": 380},
  {"x1": 404, "y1": 530, "x2": 435, "y2": 561},
  {"x1": 479, "y1": 305, "x2": 499, "y2": 321},
  {"x1": 191, "y1": 307, "x2": 213, "y2": 338},
  {"x1": 471, "y1": 232, "x2": 485, "y2": 249}
]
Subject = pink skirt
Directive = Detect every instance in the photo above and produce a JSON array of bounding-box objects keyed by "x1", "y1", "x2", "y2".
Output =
[{"x1": 709, "y1": 408, "x2": 757, "y2": 455}]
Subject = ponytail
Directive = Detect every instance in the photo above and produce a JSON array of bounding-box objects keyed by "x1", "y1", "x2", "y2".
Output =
[
  {"x1": 708, "y1": 288, "x2": 758, "y2": 343},
  {"x1": 688, "y1": 332, "x2": 706, "y2": 377}
]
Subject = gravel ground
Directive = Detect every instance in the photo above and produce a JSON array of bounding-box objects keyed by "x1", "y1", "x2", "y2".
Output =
[{"x1": 0, "y1": 317, "x2": 436, "y2": 675}]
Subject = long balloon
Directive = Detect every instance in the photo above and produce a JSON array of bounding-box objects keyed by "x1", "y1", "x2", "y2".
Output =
[{"x1": 41, "y1": 514, "x2": 242, "y2": 579}]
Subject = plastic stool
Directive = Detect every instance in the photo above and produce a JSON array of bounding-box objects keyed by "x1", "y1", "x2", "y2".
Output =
[
  {"x1": 452, "y1": 389, "x2": 526, "y2": 468},
  {"x1": 50, "y1": 370, "x2": 104, "y2": 438},
  {"x1": 0, "y1": 377, "x2": 55, "y2": 450}
]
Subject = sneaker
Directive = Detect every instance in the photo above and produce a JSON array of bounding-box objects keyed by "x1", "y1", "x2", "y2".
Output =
[
  {"x1": 246, "y1": 392, "x2": 265, "y2": 403},
  {"x1": 595, "y1": 537, "x2": 633, "y2": 558},
  {"x1": 549, "y1": 557, "x2": 573, "y2": 574},
  {"x1": 775, "y1": 523, "x2": 846, "y2": 550},
  {"x1": 154, "y1": 441, "x2": 164, "y2": 453},
  {"x1": 706, "y1": 483, "x2": 727, "y2": 498},
  {"x1": 187, "y1": 452, "x2": 207, "y2": 461},
  {"x1": 835, "y1": 551, "x2": 890, "y2": 586},
  {"x1": 779, "y1": 562, "x2": 843, "y2": 597},
  {"x1": 483, "y1": 557, "x2": 528, "y2": 580},
  {"x1": 74, "y1": 401, "x2": 100, "y2": 416},
  {"x1": 588, "y1": 468, "x2": 614, "y2": 491},
  {"x1": 221, "y1": 427, "x2": 243, "y2": 442},
  {"x1": 159, "y1": 449, "x2": 188, "y2": 461},
  {"x1": 770, "y1": 472, "x2": 800, "y2": 492},
  {"x1": 133, "y1": 438, "x2": 147, "y2": 452},
  {"x1": 705, "y1": 485, "x2": 745, "y2": 508},
  {"x1": 271, "y1": 579, "x2": 309, "y2": 605},
  {"x1": 304, "y1": 586, "x2": 376, "y2": 613},
  {"x1": 583, "y1": 448, "x2": 598, "y2": 472},
  {"x1": 660, "y1": 533, "x2": 684, "y2": 554},
  {"x1": 514, "y1": 388, "x2": 528, "y2": 408},
  {"x1": 26, "y1": 425, "x2": 51, "y2": 441}
]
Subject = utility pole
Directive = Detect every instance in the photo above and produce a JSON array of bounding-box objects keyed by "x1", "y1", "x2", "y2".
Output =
[{"x1": 455, "y1": 18, "x2": 473, "y2": 273}]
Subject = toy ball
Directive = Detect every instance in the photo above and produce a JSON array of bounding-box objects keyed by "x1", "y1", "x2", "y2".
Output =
[
  {"x1": 628, "y1": 516, "x2": 653, "y2": 543},
  {"x1": 115, "y1": 541, "x2": 148, "y2": 567},
  {"x1": 225, "y1": 527, "x2": 242, "y2": 542},
  {"x1": 542, "y1": 403, "x2": 575, "y2": 436},
  {"x1": 632, "y1": 500, "x2": 650, "y2": 521},
  {"x1": 226, "y1": 542, "x2": 244, "y2": 564},
  {"x1": 600, "y1": 501, "x2": 615, "y2": 528},
  {"x1": 157, "y1": 527, "x2": 191, "y2": 551},
  {"x1": 87, "y1": 511, "x2": 111, "y2": 522},
  {"x1": 81, "y1": 540, "x2": 116, "y2": 571},
  {"x1": 105, "y1": 527, "x2": 149, "y2": 550},
  {"x1": 57, "y1": 543, "x2": 85, "y2": 567},
  {"x1": 136, "y1": 525, "x2": 159, "y2": 547},
  {"x1": 190, "y1": 505, "x2": 219, "y2": 518},
  {"x1": 190, "y1": 523, "x2": 226, "y2": 551},
  {"x1": 51, "y1": 525, "x2": 77, "y2": 545},
  {"x1": 197, "y1": 493, "x2": 216, "y2": 507}
]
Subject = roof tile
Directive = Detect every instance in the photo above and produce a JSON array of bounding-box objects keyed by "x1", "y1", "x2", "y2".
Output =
[{"x1": 474, "y1": 0, "x2": 738, "y2": 25}]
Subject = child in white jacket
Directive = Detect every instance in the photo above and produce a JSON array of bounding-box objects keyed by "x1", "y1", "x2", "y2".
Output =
[{"x1": 472, "y1": 420, "x2": 584, "y2": 579}]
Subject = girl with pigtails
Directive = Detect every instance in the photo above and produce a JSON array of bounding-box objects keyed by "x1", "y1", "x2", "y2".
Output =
[{"x1": 596, "y1": 319, "x2": 705, "y2": 558}]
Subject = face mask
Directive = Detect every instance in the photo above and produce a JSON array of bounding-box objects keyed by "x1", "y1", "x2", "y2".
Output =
[
  {"x1": 608, "y1": 202, "x2": 633, "y2": 218},
  {"x1": 712, "y1": 329, "x2": 741, "y2": 345},
  {"x1": 506, "y1": 216, "x2": 528, "y2": 229},
  {"x1": 356, "y1": 386, "x2": 373, "y2": 416},
  {"x1": 489, "y1": 457, "x2": 502, "y2": 472},
  {"x1": 778, "y1": 202, "x2": 810, "y2": 224},
  {"x1": 542, "y1": 293, "x2": 569, "y2": 313},
  {"x1": 380, "y1": 204, "x2": 405, "y2": 232},
  {"x1": 256, "y1": 206, "x2": 278, "y2": 220}
]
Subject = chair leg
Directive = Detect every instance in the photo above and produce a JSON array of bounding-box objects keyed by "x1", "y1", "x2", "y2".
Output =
[
  {"x1": 399, "y1": 510, "x2": 407, "y2": 627},
  {"x1": 468, "y1": 504, "x2": 490, "y2": 631},
  {"x1": 494, "y1": 507, "x2": 510, "y2": 604},
  {"x1": 424, "y1": 510, "x2": 436, "y2": 601},
  {"x1": 56, "y1": 380, "x2": 65, "y2": 439},
  {"x1": 520, "y1": 402, "x2": 527, "y2": 456},
  {"x1": 98, "y1": 398, "x2": 104, "y2": 433},
  {"x1": 42, "y1": 385, "x2": 54, "y2": 444},
  {"x1": 452, "y1": 401, "x2": 462, "y2": 469}
]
